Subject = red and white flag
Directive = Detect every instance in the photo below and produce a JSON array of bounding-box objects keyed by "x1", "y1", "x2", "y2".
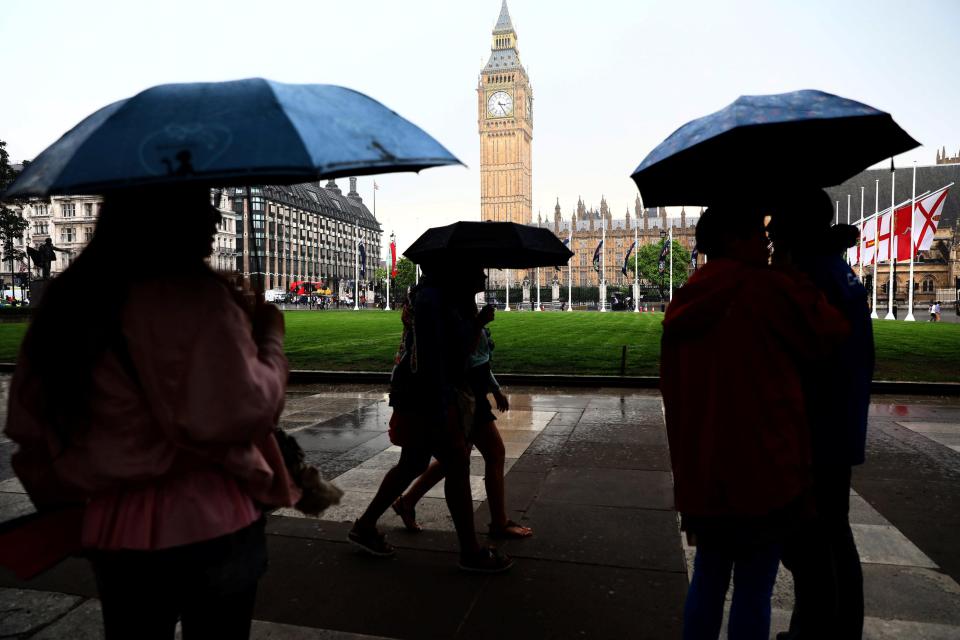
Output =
[
  {"x1": 912, "y1": 185, "x2": 951, "y2": 254},
  {"x1": 390, "y1": 239, "x2": 397, "y2": 277},
  {"x1": 876, "y1": 210, "x2": 893, "y2": 262},
  {"x1": 893, "y1": 202, "x2": 914, "y2": 262},
  {"x1": 860, "y1": 217, "x2": 877, "y2": 266}
]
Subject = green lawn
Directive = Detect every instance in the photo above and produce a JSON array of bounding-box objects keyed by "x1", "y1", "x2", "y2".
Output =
[{"x1": 0, "y1": 311, "x2": 956, "y2": 382}]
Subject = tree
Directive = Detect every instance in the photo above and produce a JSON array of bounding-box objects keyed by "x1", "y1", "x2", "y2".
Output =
[
  {"x1": 627, "y1": 239, "x2": 691, "y2": 299},
  {"x1": 0, "y1": 141, "x2": 28, "y2": 298},
  {"x1": 393, "y1": 257, "x2": 416, "y2": 301}
]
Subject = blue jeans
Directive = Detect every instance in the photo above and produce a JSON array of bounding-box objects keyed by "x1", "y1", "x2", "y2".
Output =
[{"x1": 683, "y1": 541, "x2": 781, "y2": 640}]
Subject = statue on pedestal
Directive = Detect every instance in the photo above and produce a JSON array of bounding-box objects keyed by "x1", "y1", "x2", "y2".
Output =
[{"x1": 27, "y1": 238, "x2": 70, "y2": 280}]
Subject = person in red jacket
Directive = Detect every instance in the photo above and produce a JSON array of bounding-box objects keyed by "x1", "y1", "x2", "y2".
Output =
[{"x1": 661, "y1": 204, "x2": 847, "y2": 640}]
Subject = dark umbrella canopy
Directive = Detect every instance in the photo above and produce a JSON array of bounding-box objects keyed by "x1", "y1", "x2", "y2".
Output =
[
  {"x1": 4, "y1": 78, "x2": 462, "y2": 198},
  {"x1": 404, "y1": 221, "x2": 574, "y2": 269},
  {"x1": 631, "y1": 90, "x2": 919, "y2": 207}
]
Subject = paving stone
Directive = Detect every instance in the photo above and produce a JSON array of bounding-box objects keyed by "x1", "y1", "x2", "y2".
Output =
[
  {"x1": 0, "y1": 492, "x2": 36, "y2": 523},
  {"x1": 861, "y1": 617, "x2": 960, "y2": 639},
  {"x1": 357, "y1": 450, "x2": 401, "y2": 470},
  {"x1": 862, "y1": 565, "x2": 960, "y2": 626},
  {"x1": 255, "y1": 536, "x2": 482, "y2": 639},
  {"x1": 514, "y1": 501, "x2": 685, "y2": 572},
  {"x1": 458, "y1": 558, "x2": 686, "y2": 639},
  {"x1": 30, "y1": 599, "x2": 103, "y2": 639},
  {"x1": 557, "y1": 441, "x2": 671, "y2": 471},
  {"x1": 508, "y1": 454, "x2": 557, "y2": 473},
  {"x1": 524, "y1": 434, "x2": 568, "y2": 456},
  {"x1": 539, "y1": 467, "x2": 674, "y2": 510},
  {"x1": 0, "y1": 477, "x2": 25, "y2": 492},
  {"x1": 849, "y1": 495, "x2": 892, "y2": 526},
  {"x1": 0, "y1": 588, "x2": 82, "y2": 636},
  {"x1": 250, "y1": 619, "x2": 393, "y2": 639},
  {"x1": 853, "y1": 524, "x2": 938, "y2": 568},
  {"x1": 294, "y1": 429, "x2": 384, "y2": 454},
  {"x1": 568, "y1": 420, "x2": 667, "y2": 446}
]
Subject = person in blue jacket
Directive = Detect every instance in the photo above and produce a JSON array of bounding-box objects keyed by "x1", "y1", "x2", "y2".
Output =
[{"x1": 769, "y1": 190, "x2": 875, "y2": 640}]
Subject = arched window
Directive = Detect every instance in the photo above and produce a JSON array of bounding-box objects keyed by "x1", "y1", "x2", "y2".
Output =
[{"x1": 922, "y1": 276, "x2": 935, "y2": 293}]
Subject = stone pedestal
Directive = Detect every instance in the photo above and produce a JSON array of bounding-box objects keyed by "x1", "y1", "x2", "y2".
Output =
[
  {"x1": 29, "y1": 279, "x2": 48, "y2": 307},
  {"x1": 522, "y1": 285, "x2": 531, "y2": 310},
  {"x1": 552, "y1": 282, "x2": 560, "y2": 306}
]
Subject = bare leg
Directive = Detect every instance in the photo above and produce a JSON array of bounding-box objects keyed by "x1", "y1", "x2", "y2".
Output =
[
  {"x1": 355, "y1": 443, "x2": 431, "y2": 532},
  {"x1": 402, "y1": 459, "x2": 446, "y2": 507},
  {"x1": 470, "y1": 421, "x2": 507, "y2": 527},
  {"x1": 432, "y1": 430, "x2": 481, "y2": 555}
]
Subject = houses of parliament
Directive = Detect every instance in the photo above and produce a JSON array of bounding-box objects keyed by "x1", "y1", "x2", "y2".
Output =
[{"x1": 477, "y1": 1, "x2": 697, "y2": 290}]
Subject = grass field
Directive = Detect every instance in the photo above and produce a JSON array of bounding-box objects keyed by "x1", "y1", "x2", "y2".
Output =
[{"x1": 0, "y1": 311, "x2": 956, "y2": 381}]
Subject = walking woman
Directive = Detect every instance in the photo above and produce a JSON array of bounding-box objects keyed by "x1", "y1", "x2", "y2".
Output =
[
  {"x1": 6, "y1": 186, "x2": 299, "y2": 640},
  {"x1": 348, "y1": 265, "x2": 513, "y2": 573},
  {"x1": 392, "y1": 301, "x2": 532, "y2": 539}
]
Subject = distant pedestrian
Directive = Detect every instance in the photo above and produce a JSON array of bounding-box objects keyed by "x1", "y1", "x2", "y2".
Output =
[
  {"x1": 661, "y1": 204, "x2": 847, "y2": 640},
  {"x1": 392, "y1": 302, "x2": 533, "y2": 540},
  {"x1": 769, "y1": 189, "x2": 875, "y2": 640},
  {"x1": 930, "y1": 303, "x2": 937, "y2": 322},
  {"x1": 935, "y1": 301, "x2": 942, "y2": 322}
]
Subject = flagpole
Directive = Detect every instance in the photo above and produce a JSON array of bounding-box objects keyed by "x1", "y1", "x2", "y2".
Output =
[
  {"x1": 385, "y1": 231, "x2": 393, "y2": 311},
  {"x1": 536, "y1": 217, "x2": 541, "y2": 311},
  {"x1": 633, "y1": 201, "x2": 640, "y2": 313},
  {"x1": 857, "y1": 187, "x2": 876, "y2": 282},
  {"x1": 668, "y1": 225, "x2": 673, "y2": 302},
  {"x1": 504, "y1": 268, "x2": 510, "y2": 311},
  {"x1": 871, "y1": 179, "x2": 879, "y2": 319},
  {"x1": 567, "y1": 226, "x2": 573, "y2": 312},
  {"x1": 835, "y1": 200, "x2": 840, "y2": 225},
  {"x1": 884, "y1": 160, "x2": 896, "y2": 320},
  {"x1": 353, "y1": 220, "x2": 360, "y2": 311},
  {"x1": 599, "y1": 218, "x2": 607, "y2": 312},
  {"x1": 905, "y1": 162, "x2": 917, "y2": 321}
]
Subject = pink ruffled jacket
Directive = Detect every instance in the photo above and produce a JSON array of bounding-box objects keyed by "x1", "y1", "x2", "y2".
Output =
[{"x1": 6, "y1": 277, "x2": 300, "y2": 550}]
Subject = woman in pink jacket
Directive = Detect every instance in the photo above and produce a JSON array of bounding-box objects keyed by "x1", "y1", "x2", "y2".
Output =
[{"x1": 6, "y1": 186, "x2": 298, "y2": 640}]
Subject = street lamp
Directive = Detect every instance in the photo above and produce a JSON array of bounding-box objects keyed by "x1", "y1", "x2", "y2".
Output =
[{"x1": 385, "y1": 231, "x2": 394, "y2": 311}]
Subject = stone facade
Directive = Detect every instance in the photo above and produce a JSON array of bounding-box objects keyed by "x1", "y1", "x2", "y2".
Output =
[
  {"x1": 478, "y1": 1, "x2": 533, "y2": 227},
  {"x1": 543, "y1": 196, "x2": 698, "y2": 288},
  {"x1": 230, "y1": 177, "x2": 381, "y2": 296},
  {"x1": 10, "y1": 192, "x2": 238, "y2": 284}
]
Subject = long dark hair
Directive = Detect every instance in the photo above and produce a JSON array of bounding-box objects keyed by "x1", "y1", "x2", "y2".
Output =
[{"x1": 21, "y1": 186, "x2": 222, "y2": 445}]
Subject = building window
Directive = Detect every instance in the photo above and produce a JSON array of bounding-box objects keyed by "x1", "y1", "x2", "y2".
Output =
[
  {"x1": 62, "y1": 203, "x2": 76, "y2": 218},
  {"x1": 35, "y1": 204, "x2": 48, "y2": 216},
  {"x1": 85, "y1": 227, "x2": 94, "y2": 242},
  {"x1": 61, "y1": 227, "x2": 75, "y2": 243},
  {"x1": 83, "y1": 203, "x2": 94, "y2": 217},
  {"x1": 922, "y1": 276, "x2": 935, "y2": 293},
  {"x1": 34, "y1": 222, "x2": 48, "y2": 235}
]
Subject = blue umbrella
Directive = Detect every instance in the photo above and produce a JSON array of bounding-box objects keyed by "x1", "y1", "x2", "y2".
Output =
[
  {"x1": 631, "y1": 90, "x2": 919, "y2": 207},
  {"x1": 4, "y1": 78, "x2": 461, "y2": 198}
]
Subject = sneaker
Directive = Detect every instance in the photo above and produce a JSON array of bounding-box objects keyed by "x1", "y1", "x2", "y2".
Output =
[
  {"x1": 458, "y1": 547, "x2": 513, "y2": 574},
  {"x1": 348, "y1": 525, "x2": 396, "y2": 557}
]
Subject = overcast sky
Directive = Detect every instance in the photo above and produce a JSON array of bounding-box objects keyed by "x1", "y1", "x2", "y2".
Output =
[{"x1": 2, "y1": 0, "x2": 958, "y2": 251}]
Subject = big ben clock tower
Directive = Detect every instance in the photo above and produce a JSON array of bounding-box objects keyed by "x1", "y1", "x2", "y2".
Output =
[{"x1": 478, "y1": 1, "x2": 532, "y2": 225}]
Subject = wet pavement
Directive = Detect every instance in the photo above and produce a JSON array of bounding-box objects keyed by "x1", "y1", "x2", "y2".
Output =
[{"x1": 1, "y1": 382, "x2": 960, "y2": 638}]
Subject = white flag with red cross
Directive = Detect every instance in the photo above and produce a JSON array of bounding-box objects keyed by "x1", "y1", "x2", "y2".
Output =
[
  {"x1": 912, "y1": 185, "x2": 951, "y2": 253},
  {"x1": 860, "y1": 217, "x2": 877, "y2": 265}
]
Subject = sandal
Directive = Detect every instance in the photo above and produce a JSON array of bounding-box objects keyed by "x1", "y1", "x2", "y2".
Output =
[
  {"x1": 392, "y1": 497, "x2": 423, "y2": 532},
  {"x1": 348, "y1": 525, "x2": 396, "y2": 557},
  {"x1": 458, "y1": 547, "x2": 513, "y2": 574},
  {"x1": 488, "y1": 519, "x2": 533, "y2": 539}
]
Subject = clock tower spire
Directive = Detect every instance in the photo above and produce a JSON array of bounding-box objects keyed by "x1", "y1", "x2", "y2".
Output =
[{"x1": 478, "y1": 0, "x2": 533, "y2": 225}]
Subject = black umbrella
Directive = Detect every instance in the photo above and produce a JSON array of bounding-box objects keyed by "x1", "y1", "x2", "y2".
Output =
[
  {"x1": 404, "y1": 221, "x2": 574, "y2": 269},
  {"x1": 631, "y1": 90, "x2": 920, "y2": 207}
]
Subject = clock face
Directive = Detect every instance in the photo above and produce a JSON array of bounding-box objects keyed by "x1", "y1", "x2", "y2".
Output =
[{"x1": 487, "y1": 91, "x2": 513, "y2": 118}]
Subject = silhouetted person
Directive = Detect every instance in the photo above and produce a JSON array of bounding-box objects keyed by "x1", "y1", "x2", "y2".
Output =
[
  {"x1": 349, "y1": 264, "x2": 512, "y2": 573},
  {"x1": 30, "y1": 238, "x2": 69, "y2": 279},
  {"x1": 392, "y1": 300, "x2": 532, "y2": 540},
  {"x1": 7, "y1": 186, "x2": 299, "y2": 639},
  {"x1": 769, "y1": 190, "x2": 875, "y2": 640},
  {"x1": 661, "y1": 205, "x2": 847, "y2": 640}
]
